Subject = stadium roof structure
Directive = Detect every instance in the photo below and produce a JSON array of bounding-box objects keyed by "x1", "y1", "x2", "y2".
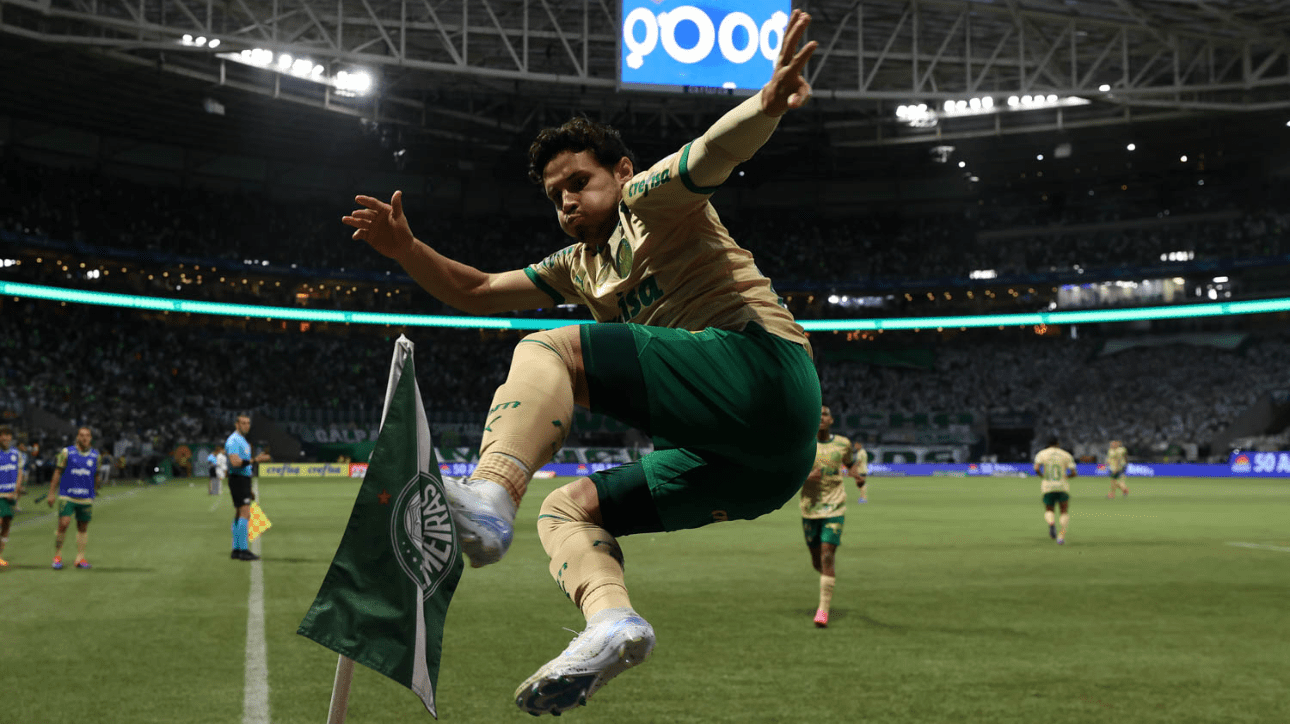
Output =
[{"x1": 3, "y1": 0, "x2": 1290, "y2": 163}]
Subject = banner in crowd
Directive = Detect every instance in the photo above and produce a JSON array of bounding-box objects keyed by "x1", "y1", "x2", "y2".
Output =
[
  {"x1": 272, "y1": 456, "x2": 1290, "y2": 480},
  {"x1": 868, "y1": 461, "x2": 1290, "y2": 478}
]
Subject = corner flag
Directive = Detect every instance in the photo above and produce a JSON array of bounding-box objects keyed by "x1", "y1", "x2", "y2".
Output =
[{"x1": 297, "y1": 335, "x2": 463, "y2": 718}]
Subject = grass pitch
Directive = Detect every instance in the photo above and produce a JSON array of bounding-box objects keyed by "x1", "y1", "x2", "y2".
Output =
[{"x1": 2, "y1": 475, "x2": 1287, "y2": 723}]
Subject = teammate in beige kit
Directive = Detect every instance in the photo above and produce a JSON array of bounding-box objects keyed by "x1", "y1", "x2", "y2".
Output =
[
  {"x1": 344, "y1": 10, "x2": 821, "y2": 716},
  {"x1": 1106, "y1": 440, "x2": 1129, "y2": 498},
  {"x1": 800, "y1": 406, "x2": 862, "y2": 628},
  {"x1": 1033, "y1": 436, "x2": 1077, "y2": 545},
  {"x1": 852, "y1": 440, "x2": 870, "y2": 503}
]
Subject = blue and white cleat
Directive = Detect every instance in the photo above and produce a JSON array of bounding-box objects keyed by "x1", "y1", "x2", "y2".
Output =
[
  {"x1": 1048, "y1": 524, "x2": 1057, "y2": 540},
  {"x1": 515, "y1": 608, "x2": 655, "y2": 716},
  {"x1": 442, "y1": 476, "x2": 516, "y2": 568},
  {"x1": 1056, "y1": 537, "x2": 1065, "y2": 545}
]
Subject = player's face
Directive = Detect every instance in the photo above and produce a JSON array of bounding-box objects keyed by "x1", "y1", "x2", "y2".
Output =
[
  {"x1": 76, "y1": 428, "x2": 92, "y2": 449},
  {"x1": 0, "y1": 432, "x2": 10, "y2": 448},
  {"x1": 543, "y1": 151, "x2": 632, "y2": 245},
  {"x1": 819, "y1": 406, "x2": 833, "y2": 431},
  {"x1": 237, "y1": 417, "x2": 251, "y2": 434}
]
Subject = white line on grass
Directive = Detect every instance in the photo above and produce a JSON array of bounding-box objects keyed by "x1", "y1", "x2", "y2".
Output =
[
  {"x1": 1227, "y1": 542, "x2": 1290, "y2": 553},
  {"x1": 210, "y1": 498, "x2": 223, "y2": 513},
  {"x1": 10, "y1": 487, "x2": 143, "y2": 529},
  {"x1": 243, "y1": 480, "x2": 271, "y2": 724}
]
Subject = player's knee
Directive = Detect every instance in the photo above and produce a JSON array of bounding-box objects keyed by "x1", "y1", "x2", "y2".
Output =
[{"x1": 514, "y1": 328, "x2": 581, "y2": 380}]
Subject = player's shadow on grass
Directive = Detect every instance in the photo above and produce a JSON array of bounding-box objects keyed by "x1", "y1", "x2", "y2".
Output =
[
  {"x1": 258, "y1": 556, "x2": 330, "y2": 564},
  {"x1": 804, "y1": 609, "x2": 1030, "y2": 638}
]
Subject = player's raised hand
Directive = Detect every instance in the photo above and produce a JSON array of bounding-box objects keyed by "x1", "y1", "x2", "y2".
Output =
[
  {"x1": 760, "y1": 9, "x2": 818, "y2": 118},
  {"x1": 342, "y1": 190, "x2": 416, "y2": 261}
]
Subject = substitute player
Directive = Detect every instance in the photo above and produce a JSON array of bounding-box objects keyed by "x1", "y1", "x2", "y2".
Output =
[
  {"x1": 800, "y1": 406, "x2": 859, "y2": 628},
  {"x1": 0, "y1": 425, "x2": 26, "y2": 568},
  {"x1": 1106, "y1": 440, "x2": 1129, "y2": 498},
  {"x1": 45, "y1": 426, "x2": 99, "y2": 569},
  {"x1": 853, "y1": 440, "x2": 870, "y2": 503},
  {"x1": 226, "y1": 415, "x2": 270, "y2": 561},
  {"x1": 1034, "y1": 436, "x2": 1077, "y2": 545},
  {"x1": 344, "y1": 9, "x2": 820, "y2": 716}
]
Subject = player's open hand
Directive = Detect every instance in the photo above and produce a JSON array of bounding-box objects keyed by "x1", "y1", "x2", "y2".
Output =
[
  {"x1": 760, "y1": 9, "x2": 818, "y2": 117},
  {"x1": 343, "y1": 190, "x2": 416, "y2": 261}
]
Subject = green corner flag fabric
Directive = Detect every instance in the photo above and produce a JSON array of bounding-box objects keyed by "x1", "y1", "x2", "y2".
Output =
[{"x1": 298, "y1": 335, "x2": 463, "y2": 718}]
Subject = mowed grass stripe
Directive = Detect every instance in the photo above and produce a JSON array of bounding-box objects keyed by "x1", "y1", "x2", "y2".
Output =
[{"x1": 6, "y1": 476, "x2": 1289, "y2": 723}]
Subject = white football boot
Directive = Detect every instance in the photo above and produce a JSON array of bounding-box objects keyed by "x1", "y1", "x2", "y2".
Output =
[
  {"x1": 441, "y1": 476, "x2": 516, "y2": 567},
  {"x1": 514, "y1": 608, "x2": 656, "y2": 716}
]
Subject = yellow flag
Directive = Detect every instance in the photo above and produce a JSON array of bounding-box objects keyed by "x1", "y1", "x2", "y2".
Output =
[{"x1": 248, "y1": 501, "x2": 273, "y2": 542}]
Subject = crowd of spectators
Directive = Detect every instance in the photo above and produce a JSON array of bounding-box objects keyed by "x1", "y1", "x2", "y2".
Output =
[
  {"x1": 4, "y1": 156, "x2": 1288, "y2": 302},
  {"x1": 817, "y1": 333, "x2": 1290, "y2": 460},
  {"x1": 0, "y1": 300, "x2": 515, "y2": 472},
  {"x1": 4, "y1": 295, "x2": 1286, "y2": 468}
]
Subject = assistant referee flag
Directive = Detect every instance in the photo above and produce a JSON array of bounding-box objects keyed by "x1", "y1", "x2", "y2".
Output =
[{"x1": 297, "y1": 335, "x2": 463, "y2": 717}]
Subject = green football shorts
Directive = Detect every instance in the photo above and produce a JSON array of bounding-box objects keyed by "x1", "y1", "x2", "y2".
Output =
[
  {"x1": 1042, "y1": 491, "x2": 1071, "y2": 506},
  {"x1": 802, "y1": 516, "x2": 845, "y2": 547},
  {"x1": 580, "y1": 322, "x2": 820, "y2": 536},
  {"x1": 0, "y1": 497, "x2": 15, "y2": 518},
  {"x1": 58, "y1": 500, "x2": 94, "y2": 522}
]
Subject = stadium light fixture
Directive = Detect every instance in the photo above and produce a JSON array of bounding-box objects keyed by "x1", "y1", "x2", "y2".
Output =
[
  {"x1": 4, "y1": 281, "x2": 1289, "y2": 332},
  {"x1": 1127, "y1": 143, "x2": 1136, "y2": 151},
  {"x1": 217, "y1": 49, "x2": 372, "y2": 94},
  {"x1": 1098, "y1": 84, "x2": 1111, "y2": 92}
]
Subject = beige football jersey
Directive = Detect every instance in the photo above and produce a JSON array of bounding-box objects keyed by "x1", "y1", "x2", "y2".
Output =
[
  {"x1": 1107, "y1": 445, "x2": 1127, "y2": 472},
  {"x1": 1033, "y1": 446, "x2": 1076, "y2": 494},
  {"x1": 525, "y1": 94, "x2": 809, "y2": 353},
  {"x1": 800, "y1": 434, "x2": 853, "y2": 519},
  {"x1": 853, "y1": 446, "x2": 869, "y2": 475}
]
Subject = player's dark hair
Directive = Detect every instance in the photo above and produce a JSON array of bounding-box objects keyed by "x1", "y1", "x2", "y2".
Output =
[
  {"x1": 527, "y1": 117, "x2": 638, "y2": 185},
  {"x1": 1047, "y1": 435, "x2": 1059, "y2": 447},
  {"x1": 78, "y1": 426, "x2": 92, "y2": 435},
  {"x1": 0, "y1": 425, "x2": 11, "y2": 436}
]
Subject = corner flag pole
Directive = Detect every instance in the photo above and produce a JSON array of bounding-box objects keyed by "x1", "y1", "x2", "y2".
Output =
[{"x1": 327, "y1": 655, "x2": 356, "y2": 723}]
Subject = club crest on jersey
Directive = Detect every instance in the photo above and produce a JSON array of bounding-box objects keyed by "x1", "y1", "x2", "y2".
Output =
[
  {"x1": 391, "y1": 471, "x2": 458, "y2": 600},
  {"x1": 616, "y1": 239, "x2": 634, "y2": 277}
]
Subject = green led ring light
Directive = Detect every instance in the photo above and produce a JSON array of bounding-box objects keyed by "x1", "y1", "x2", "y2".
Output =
[{"x1": 3, "y1": 281, "x2": 1288, "y2": 330}]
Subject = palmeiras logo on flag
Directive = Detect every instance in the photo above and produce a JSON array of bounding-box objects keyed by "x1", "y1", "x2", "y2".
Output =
[
  {"x1": 392, "y1": 470, "x2": 457, "y2": 600},
  {"x1": 297, "y1": 335, "x2": 463, "y2": 718}
]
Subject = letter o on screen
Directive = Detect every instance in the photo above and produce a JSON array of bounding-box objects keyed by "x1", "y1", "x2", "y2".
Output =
[
  {"x1": 623, "y1": 7, "x2": 658, "y2": 70},
  {"x1": 718, "y1": 12, "x2": 758, "y2": 64},
  {"x1": 760, "y1": 10, "x2": 788, "y2": 61},
  {"x1": 659, "y1": 6, "x2": 715, "y2": 64}
]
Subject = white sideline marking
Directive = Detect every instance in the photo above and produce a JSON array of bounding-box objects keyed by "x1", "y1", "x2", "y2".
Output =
[
  {"x1": 209, "y1": 499, "x2": 223, "y2": 513},
  {"x1": 243, "y1": 481, "x2": 271, "y2": 724},
  {"x1": 1227, "y1": 542, "x2": 1290, "y2": 553},
  {"x1": 11, "y1": 487, "x2": 143, "y2": 529}
]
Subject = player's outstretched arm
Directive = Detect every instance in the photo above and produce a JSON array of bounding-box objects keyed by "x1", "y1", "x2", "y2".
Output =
[
  {"x1": 674, "y1": 10, "x2": 818, "y2": 192},
  {"x1": 343, "y1": 191, "x2": 553, "y2": 315}
]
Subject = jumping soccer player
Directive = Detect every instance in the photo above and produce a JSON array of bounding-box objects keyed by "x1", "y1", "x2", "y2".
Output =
[
  {"x1": 1034, "y1": 436, "x2": 1077, "y2": 545},
  {"x1": 226, "y1": 415, "x2": 270, "y2": 561},
  {"x1": 344, "y1": 9, "x2": 820, "y2": 716},
  {"x1": 45, "y1": 426, "x2": 99, "y2": 569},
  {"x1": 800, "y1": 406, "x2": 859, "y2": 628},
  {"x1": 1106, "y1": 440, "x2": 1129, "y2": 498},
  {"x1": 0, "y1": 425, "x2": 26, "y2": 568},
  {"x1": 852, "y1": 440, "x2": 870, "y2": 503}
]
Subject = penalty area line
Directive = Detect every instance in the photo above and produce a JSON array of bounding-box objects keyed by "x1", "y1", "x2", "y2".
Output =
[{"x1": 1227, "y1": 542, "x2": 1290, "y2": 553}]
